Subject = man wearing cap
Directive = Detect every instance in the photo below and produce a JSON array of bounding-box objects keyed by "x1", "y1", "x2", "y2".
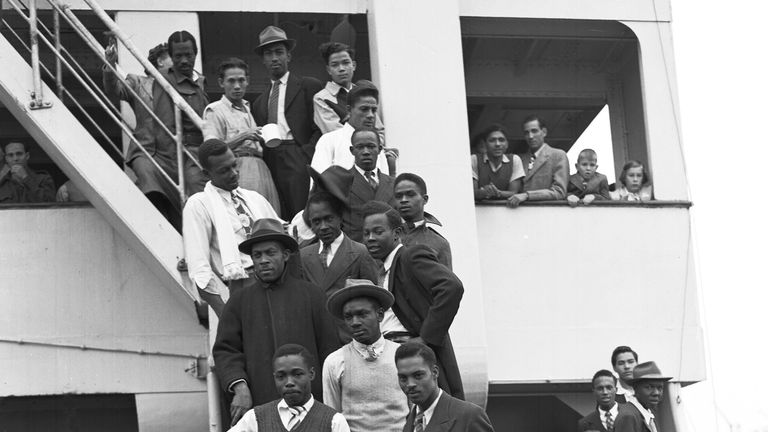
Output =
[
  {"x1": 213, "y1": 217, "x2": 340, "y2": 426},
  {"x1": 311, "y1": 80, "x2": 391, "y2": 175},
  {"x1": 361, "y1": 200, "x2": 465, "y2": 400},
  {"x1": 252, "y1": 25, "x2": 323, "y2": 219},
  {"x1": 614, "y1": 361, "x2": 672, "y2": 432},
  {"x1": 322, "y1": 279, "x2": 410, "y2": 432},
  {"x1": 311, "y1": 127, "x2": 397, "y2": 243},
  {"x1": 300, "y1": 191, "x2": 379, "y2": 342}
]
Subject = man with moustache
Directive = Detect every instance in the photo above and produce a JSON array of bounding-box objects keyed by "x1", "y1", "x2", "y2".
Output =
[
  {"x1": 252, "y1": 26, "x2": 323, "y2": 218},
  {"x1": 229, "y1": 344, "x2": 350, "y2": 432},
  {"x1": 213, "y1": 218, "x2": 340, "y2": 427},
  {"x1": 322, "y1": 279, "x2": 410, "y2": 432}
]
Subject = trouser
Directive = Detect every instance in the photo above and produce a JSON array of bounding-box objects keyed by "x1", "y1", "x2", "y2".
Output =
[{"x1": 263, "y1": 141, "x2": 310, "y2": 219}]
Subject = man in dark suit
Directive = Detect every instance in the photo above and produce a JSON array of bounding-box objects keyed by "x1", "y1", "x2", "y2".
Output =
[
  {"x1": 614, "y1": 361, "x2": 672, "y2": 432},
  {"x1": 252, "y1": 26, "x2": 323, "y2": 218},
  {"x1": 578, "y1": 369, "x2": 627, "y2": 432},
  {"x1": 361, "y1": 201, "x2": 465, "y2": 400},
  {"x1": 397, "y1": 342, "x2": 493, "y2": 432},
  {"x1": 300, "y1": 191, "x2": 380, "y2": 342},
  {"x1": 507, "y1": 115, "x2": 569, "y2": 207},
  {"x1": 312, "y1": 127, "x2": 397, "y2": 242}
]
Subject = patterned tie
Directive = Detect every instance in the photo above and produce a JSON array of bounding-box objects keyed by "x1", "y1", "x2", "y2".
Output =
[
  {"x1": 231, "y1": 191, "x2": 254, "y2": 235},
  {"x1": 287, "y1": 406, "x2": 305, "y2": 431},
  {"x1": 605, "y1": 410, "x2": 614, "y2": 432},
  {"x1": 528, "y1": 153, "x2": 536, "y2": 171},
  {"x1": 364, "y1": 345, "x2": 378, "y2": 362},
  {"x1": 365, "y1": 171, "x2": 378, "y2": 190},
  {"x1": 267, "y1": 80, "x2": 280, "y2": 124},
  {"x1": 648, "y1": 417, "x2": 658, "y2": 432},
  {"x1": 320, "y1": 242, "x2": 332, "y2": 270},
  {"x1": 414, "y1": 410, "x2": 425, "y2": 432}
]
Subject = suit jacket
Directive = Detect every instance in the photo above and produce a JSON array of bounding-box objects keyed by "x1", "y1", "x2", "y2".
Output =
[
  {"x1": 389, "y1": 245, "x2": 465, "y2": 399},
  {"x1": 519, "y1": 143, "x2": 569, "y2": 200},
  {"x1": 614, "y1": 402, "x2": 654, "y2": 432},
  {"x1": 578, "y1": 404, "x2": 628, "y2": 432},
  {"x1": 344, "y1": 167, "x2": 397, "y2": 242},
  {"x1": 403, "y1": 392, "x2": 494, "y2": 432},
  {"x1": 253, "y1": 72, "x2": 323, "y2": 159},
  {"x1": 567, "y1": 173, "x2": 611, "y2": 200},
  {"x1": 300, "y1": 234, "x2": 380, "y2": 342}
]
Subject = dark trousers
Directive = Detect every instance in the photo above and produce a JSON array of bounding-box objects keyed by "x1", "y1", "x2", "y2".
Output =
[{"x1": 263, "y1": 143, "x2": 310, "y2": 219}]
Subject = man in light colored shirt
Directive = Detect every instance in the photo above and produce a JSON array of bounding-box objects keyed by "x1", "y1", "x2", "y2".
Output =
[
  {"x1": 229, "y1": 343, "x2": 350, "y2": 432},
  {"x1": 361, "y1": 201, "x2": 465, "y2": 399},
  {"x1": 312, "y1": 81, "x2": 390, "y2": 175},
  {"x1": 323, "y1": 279, "x2": 409, "y2": 432},
  {"x1": 182, "y1": 139, "x2": 278, "y2": 316},
  {"x1": 507, "y1": 115, "x2": 569, "y2": 207},
  {"x1": 612, "y1": 345, "x2": 639, "y2": 404},
  {"x1": 397, "y1": 342, "x2": 494, "y2": 432},
  {"x1": 615, "y1": 361, "x2": 672, "y2": 432},
  {"x1": 578, "y1": 369, "x2": 626, "y2": 432}
]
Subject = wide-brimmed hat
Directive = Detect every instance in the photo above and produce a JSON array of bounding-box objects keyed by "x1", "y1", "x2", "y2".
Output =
[
  {"x1": 255, "y1": 26, "x2": 296, "y2": 54},
  {"x1": 238, "y1": 218, "x2": 298, "y2": 254},
  {"x1": 629, "y1": 361, "x2": 673, "y2": 383},
  {"x1": 308, "y1": 166, "x2": 353, "y2": 207},
  {"x1": 326, "y1": 279, "x2": 394, "y2": 320}
]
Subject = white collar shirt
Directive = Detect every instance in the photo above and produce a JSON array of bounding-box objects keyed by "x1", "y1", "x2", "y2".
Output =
[
  {"x1": 417, "y1": 389, "x2": 443, "y2": 427},
  {"x1": 202, "y1": 96, "x2": 260, "y2": 152},
  {"x1": 319, "y1": 232, "x2": 344, "y2": 267},
  {"x1": 599, "y1": 403, "x2": 619, "y2": 430},
  {"x1": 629, "y1": 399, "x2": 657, "y2": 431},
  {"x1": 483, "y1": 153, "x2": 511, "y2": 172},
  {"x1": 270, "y1": 71, "x2": 293, "y2": 140},
  {"x1": 351, "y1": 335, "x2": 387, "y2": 359},
  {"x1": 379, "y1": 244, "x2": 408, "y2": 335},
  {"x1": 228, "y1": 396, "x2": 350, "y2": 432},
  {"x1": 354, "y1": 164, "x2": 379, "y2": 184}
]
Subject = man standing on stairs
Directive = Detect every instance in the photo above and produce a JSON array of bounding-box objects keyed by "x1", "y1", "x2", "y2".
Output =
[
  {"x1": 152, "y1": 30, "x2": 209, "y2": 196},
  {"x1": 252, "y1": 26, "x2": 323, "y2": 219},
  {"x1": 182, "y1": 139, "x2": 278, "y2": 316}
]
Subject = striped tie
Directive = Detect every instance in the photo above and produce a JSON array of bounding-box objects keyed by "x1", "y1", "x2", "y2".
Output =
[
  {"x1": 267, "y1": 80, "x2": 280, "y2": 124},
  {"x1": 605, "y1": 410, "x2": 614, "y2": 432},
  {"x1": 414, "y1": 410, "x2": 425, "y2": 432},
  {"x1": 287, "y1": 406, "x2": 305, "y2": 430}
]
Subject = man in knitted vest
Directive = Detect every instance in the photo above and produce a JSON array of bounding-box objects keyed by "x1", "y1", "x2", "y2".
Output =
[
  {"x1": 322, "y1": 279, "x2": 410, "y2": 432},
  {"x1": 229, "y1": 344, "x2": 350, "y2": 432}
]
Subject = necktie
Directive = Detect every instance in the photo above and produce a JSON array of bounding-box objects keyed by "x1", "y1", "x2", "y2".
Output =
[
  {"x1": 287, "y1": 406, "x2": 305, "y2": 430},
  {"x1": 414, "y1": 410, "x2": 425, "y2": 432},
  {"x1": 337, "y1": 87, "x2": 348, "y2": 108},
  {"x1": 267, "y1": 80, "x2": 280, "y2": 124},
  {"x1": 605, "y1": 410, "x2": 614, "y2": 432},
  {"x1": 232, "y1": 192, "x2": 254, "y2": 235},
  {"x1": 648, "y1": 417, "x2": 658, "y2": 432},
  {"x1": 365, "y1": 171, "x2": 378, "y2": 190},
  {"x1": 320, "y1": 242, "x2": 331, "y2": 270},
  {"x1": 528, "y1": 154, "x2": 536, "y2": 171},
  {"x1": 378, "y1": 266, "x2": 389, "y2": 288},
  {"x1": 406, "y1": 221, "x2": 416, "y2": 231},
  {"x1": 364, "y1": 345, "x2": 378, "y2": 361}
]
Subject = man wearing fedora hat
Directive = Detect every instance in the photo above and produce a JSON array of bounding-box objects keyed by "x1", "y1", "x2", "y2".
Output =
[
  {"x1": 322, "y1": 279, "x2": 410, "y2": 432},
  {"x1": 614, "y1": 361, "x2": 672, "y2": 432},
  {"x1": 252, "y1": 25, "x2": 323, "y2": 219},
  {"x1": 213, "y1": 218, "x2": 340, "y2": 427}
]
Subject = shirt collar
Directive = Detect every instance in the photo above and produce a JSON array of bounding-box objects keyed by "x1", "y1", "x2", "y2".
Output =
[
  {"x1": 210, "y1": 182, "x2": 240, "y2": 201},
  {"x1": 599, "y1": 403, "x2": 619, "y2": 419},
  {"x1": 320, "y1": 231, "x2": 344, "y2": 250},
  {"x1": 219, "y1": 94, "x2": 250, "y2": 112},
  {"x1": 383, "y1": 243, "x2": 404, "y2": 272},
  {"x1": 354, "y1": 164, "x2": 379, "y2": 182},
  {"x1": 533, "y1": 143, "x2": 548, "y2": 158},
  {"x1": 278, "y1": 396, "x2": 315, "y2": 412},
  {"x1": 325, "y1": 80, "x2": 351, "y2": 97},
  {"x1": 417, "y1": 389, "x2": 443, "y2": 426},
  {"x1": 629, "y1": 399, "x2": 655, "y2": 425},
  {"x1": 482, "y1": 153, "x2": 510, "y2": 165},
  {"x1": 169, "y1": 67, "x2": 202, "y2": 86},
  {"x1": 272, "y1": 71, "x2": 290, "y2": 85},
  {"x1": 351, "y1": 335, "x2": 386, "y2": 355}
]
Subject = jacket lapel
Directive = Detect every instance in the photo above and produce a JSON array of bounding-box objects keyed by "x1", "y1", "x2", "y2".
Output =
[
  {"x1": 302, "y1": 247, "x2": 325, "y2": 286},
  {"x1": 374, "y1": 172, "x2": 394, "y2": 201},
  {"x1": 284, "y1": 73, "x2": 301, "y2": 111},
  {"x1": 322, "y1": 235, "x2": 355, "y2": 289},
  {"x1": 388, "y1": 247, "x2": 403, "y2": 293},
  {"x1": 425, "y1": 393, "x2": 455, "y2": 432},
  {"x1": 349, "y1": 169, "x2": 375, "y2": 203},
  {"x1": 526, "y1": 144, "x2": 550, "y2": 179}
]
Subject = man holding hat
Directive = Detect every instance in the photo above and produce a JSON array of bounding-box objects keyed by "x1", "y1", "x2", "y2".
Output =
[
  {"x1": 252, "y1": 25, "x2": 323, "y2": 219},
  {"x1": 322, "y1": 279, "x2": 410, "y2": 432},
  {"x1": 213, "y1": 218, "x2": 340, "y2": 427},
  {"x1": 614, "y1": 361, "x2": 672, "y2": 432}
]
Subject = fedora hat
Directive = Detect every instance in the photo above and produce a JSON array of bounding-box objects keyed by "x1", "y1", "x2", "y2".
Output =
[
  {"x1": 326, "y1": 279, "x2": 395, "y2": 320},
  {"x1": 238, "y1": 218, "x2": 298, "y2": 254},
  {"x1": 255, "y1": 26, "x2": 296, "y2": 54},
  {"x1": 630, "y1": 361, "x2": 673, "y2": 383},
  {"x1": 308, "y1": 165, "x2": 352, "y2": 207}
]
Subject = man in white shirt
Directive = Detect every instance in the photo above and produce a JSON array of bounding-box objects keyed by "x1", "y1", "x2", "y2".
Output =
[
  {"x1": 612, "y1": 345, "x2": 639, "y2": 403},
  {"x1": 397, "y1": 342, "x2": 494, "y2": 432},
  {"x1": 312, "y1": 80, "x2": 391, "y2": 175},
  {"x1": 614, "y1": 362, "x2": 672, "y2": 432},
  {"x1": 182, "y1": 139, "x2": 278, "y2": 316},
  {"x1": 578, "y1": 369, "x2": 626, "y2": 432},
  {"x1": 229, "y1": 343, "x2": 350, "y2": 432},
  {"x1": 322, "y1": 279, "x2": 409, "y2": 432}
]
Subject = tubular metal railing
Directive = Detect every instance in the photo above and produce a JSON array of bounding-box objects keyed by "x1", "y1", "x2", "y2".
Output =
[{"x1": 2, "y1": 0, "x2": 205, "y2": 204}]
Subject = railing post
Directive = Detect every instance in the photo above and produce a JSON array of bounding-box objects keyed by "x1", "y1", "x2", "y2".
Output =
[
  {"x1": 53, "y1": 7, "x2": 63, "y2": 99},
  {"x1": 174, "y1": 105, "x2": 186, "y2": 204},
  {"x1": 28, "y1": 0, "x2": 50, "y2": 109}
]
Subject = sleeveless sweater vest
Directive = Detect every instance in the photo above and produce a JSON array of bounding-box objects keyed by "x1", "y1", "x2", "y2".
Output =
[{"x1": 253, "y1": 399, "x2": 335, "y2": 432}]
